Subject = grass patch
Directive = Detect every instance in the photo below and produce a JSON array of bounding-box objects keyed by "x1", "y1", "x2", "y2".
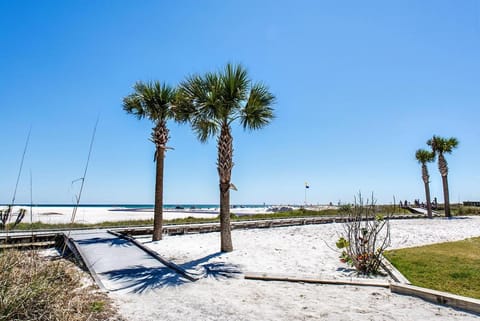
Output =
[
  {"x1": 10, "y1": 209, "x2": 339, "y2": 231},
  {"x1": 452, "y1": 205, "x2": 480, "y2": 216},
  {"x1": 384, "y1": 237, "x2": 480, "y2": 299},
  {"x1": 0, "y1": 249, "x2": 121, "y2": 321}
]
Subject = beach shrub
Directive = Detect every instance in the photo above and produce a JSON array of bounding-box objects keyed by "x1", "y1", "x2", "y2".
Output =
[
  {"x1": 336, "y1": 194, "x2": 391, "y2": 275},
  {"x1": 0, "y1": 206, "x2": 26, "y2": 230},
  {"x1": 338, "y1": 204, "x2": 352, "y2": 214},
  {"x1": 0, "y1": 249, "x2": 120, "y2": 321}
]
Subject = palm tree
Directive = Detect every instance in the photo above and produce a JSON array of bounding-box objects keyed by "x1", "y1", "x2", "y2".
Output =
[
  {"x1": 427, "y1": 135, "x2": 459, "y2": 218},
  {"x1": 123, "y1": 81, "x2": 177, "y2": 241},
  {"x1": 415, "y1": 149, "x2": 435, "y2": 218},
  {"x1": 177, "y1": 63, "x2": 275, "y2": 252}
]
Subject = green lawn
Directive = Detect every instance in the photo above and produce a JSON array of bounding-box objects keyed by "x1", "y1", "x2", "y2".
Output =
[{"x1": 384, "y1": 237, "x2": 480, "y2": 299}]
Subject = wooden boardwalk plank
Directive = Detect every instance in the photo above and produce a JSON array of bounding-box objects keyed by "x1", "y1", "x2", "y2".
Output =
[
  {"x1": 244, "y1": 272, "x2": 390, "y2": 288},
  {"x1": 391, "y1": 283, "x2": 480, "y2": 315}
]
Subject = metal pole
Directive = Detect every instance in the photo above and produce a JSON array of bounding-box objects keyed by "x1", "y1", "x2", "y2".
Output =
[
  {"x1": 305, "y1": 187, "x2": 307, "y2": 205},
  {"x1": 304, "y1": 184, "x2": 307, "y2": 206},
  {"x1": 6, "y1": 127, "x2": 31, "y2": 236}
]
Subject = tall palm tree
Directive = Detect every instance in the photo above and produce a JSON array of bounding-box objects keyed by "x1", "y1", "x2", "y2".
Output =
[
  {"x1": 177, "y1": 63, "x2": 275, "y2": 252},
  {"x1": 123, "y1": 81, "x2": 176, "y2": 241},
  {"x1": 415, "y1": 149, "x2": 435, "y2": 219},
  {"x1": 427, "y1": 135, "x2": 459, "y2": 218}
]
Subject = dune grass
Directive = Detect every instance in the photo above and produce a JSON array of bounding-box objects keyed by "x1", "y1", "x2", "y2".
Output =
[
  {"x1": 453, "y1": 205, "x2": 480, "y2": 216},
  {"x1": 9, "y1": 209, "x2": 335, "y2": 231},
  {"x1": 0, "y1": 249, "x2": 121, "y2": 321},
  {"x1": 384, "y1": 237, "x2": 480, "y2": 299}
]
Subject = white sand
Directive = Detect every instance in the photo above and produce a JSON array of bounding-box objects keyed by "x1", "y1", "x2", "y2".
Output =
[
  {"x1": 7, "y1": 206, "x2": 254, "y2": 224},
  {"x1": 6, "y1": 205, "x2": 317, "y2": 225},
  {"x1": 108, "y1": 216, "x2": 480, "y2": 321}
]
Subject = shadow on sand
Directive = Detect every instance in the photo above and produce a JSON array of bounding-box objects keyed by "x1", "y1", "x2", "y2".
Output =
[
  {"x1": 103, "y1": 265, "x2": 188, "y2": 293},
  {"x1": 102, "y1": 252, "x2": 242, "y2": 294},
  {"x1": 74, "y1": 237, "x2": 133, "y2": 248}
]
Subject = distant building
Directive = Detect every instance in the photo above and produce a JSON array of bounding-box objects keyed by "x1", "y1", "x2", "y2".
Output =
[{"x1": 463, "y1": 201, "x2": 480, "y2": 207}]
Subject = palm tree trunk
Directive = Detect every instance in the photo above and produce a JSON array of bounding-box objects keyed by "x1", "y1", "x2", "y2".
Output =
[
  {"x1": 438, "y1": 153, "x2": 451, "y2": 218},
  {"x1": 219, "y1": 182, "x2": 232, "y2": 252},
  {"x1": 218, "y1": 123, "x2": 234, "y2": 252},
  {"x1": 423, "y1": 182, "x2": 433, "y2": 219},
  {"x1": 442, "y1": 175, "x2": 451, "y2": 218},
  {"x1": 422, "y1": 164, "x2": 433, "y2": 219},
  {"x1": 152, "y1": 122, "x2": 169, "y2": 241},
  {"x1": 152, "y1": 147, "x2": 164, "y2": 241}
]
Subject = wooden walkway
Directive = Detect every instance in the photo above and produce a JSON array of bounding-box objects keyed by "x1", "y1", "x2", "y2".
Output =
[
  {"x1": 406, "y1": 206, "x2": 441, "y2": 216},
  {"x1": 63, "y1": 230, "x2": 197, "y2": 293}
]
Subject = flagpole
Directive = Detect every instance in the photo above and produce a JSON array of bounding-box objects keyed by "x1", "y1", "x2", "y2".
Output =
[
  {"x1": 304, "y1": 182, "x2": 309, "y2": 206},
  {"x1": 304, "y1": 187, "x2": 307, "y2": 206}
]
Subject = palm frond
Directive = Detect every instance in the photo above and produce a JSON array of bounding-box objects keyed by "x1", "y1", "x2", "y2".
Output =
[
  {"x1": 123, "y1": 81, "x2": 176, "y2": 123},
  {"x1": 427, "y1": 135, "x2": 459, "y2": 154},
  {"x1": 203, "y1": 72, "x2": 224, "y2": 120},
  {"x1": 221, "y1": 63, "x2": 249, "y2": 113},
  {"x1": 415, "y1": 149, "x2": 435, "y2": 164},
  {"x1": 174, "y1": 88, "x2": 196, "y2": 123},
  {"x1": 192, "y1": 118, "x2": 220, "y2": 143},
  {"x1": 123, "y1": 94, "x2": 146, "y2": 119},
  {"x1": 444, "y1": 137, "x2": 459, "y2": 153},
  {"x1": 179, "y1": 63, "x2": 275, "y2": 140},
  {"x1": 179, "y1": 75, "x2": 205, "y2": 101},
  {"x1": 240, "y1": 82, "x2": 275, "y2": 130}
]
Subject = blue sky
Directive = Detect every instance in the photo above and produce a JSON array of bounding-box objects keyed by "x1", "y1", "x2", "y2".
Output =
[{"x1": 0, "y1": 1, "x2": 479, "y2": 205}]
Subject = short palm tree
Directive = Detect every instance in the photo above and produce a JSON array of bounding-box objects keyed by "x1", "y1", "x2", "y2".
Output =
[
  {"x1": 415, "y1": 149, "x2": 435, "y2": 218},
  {"x1": 123, "y1": 81, "x2": 176, "y2": 241},
  {"x1": 177, "y1": 63, "x2": 275, "y2": 252},
  {"x1": 427, "y1": 135, "x2": 459, "y2": 218}
]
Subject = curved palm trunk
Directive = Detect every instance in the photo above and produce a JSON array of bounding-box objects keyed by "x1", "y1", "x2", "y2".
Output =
[
  {"x1": 421, "y1": 164, "x2": 433, "y2": 219},
  {"x1": 438, "y1": 153, "x2": 451, "y2": 218},
  {"x1": 218, "y1": 123, "x2": 234, "y2": 252},
  {"x1": 152, "y1": 122, "x2": 169, "y2": 241}
]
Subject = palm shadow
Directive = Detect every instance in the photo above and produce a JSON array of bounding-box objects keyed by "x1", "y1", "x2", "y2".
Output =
[
  {"x1": 179, "y1": 252, "x2": 242, "y2": 279},
  {"x1": 74, "y1": 237, "x2": 133, "y2": 248},
  {"x1": 201, "y1": 262, "x2": 243, "y2": 279},
  {"x1": 336, "y1": 267, "x2": 357, "y2": 275},
  {"x1": 102, "y1": 265, "x2": 190, "y2": 294},
  {"x1": 101, "y1": 252, "x2": 242, "y2": 294},
  {"x1": 179, "y1": 252, "x2": 242, "y2": 280}
]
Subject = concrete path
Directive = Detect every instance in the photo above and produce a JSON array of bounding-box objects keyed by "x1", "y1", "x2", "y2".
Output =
[{"x1": 68, "y1": 230, "x2": 192, "y2": 294}]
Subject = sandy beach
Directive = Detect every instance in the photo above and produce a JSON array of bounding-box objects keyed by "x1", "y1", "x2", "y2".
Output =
[
  {"x1": 5, "y1": 205, "x2": 341, "y2": 226},
  {"x1": 7, "y1": 205, "x2": 279, "y2": 225},
  {"x1": 103, "y1": 216, "x2": 480, "y2": 321}
]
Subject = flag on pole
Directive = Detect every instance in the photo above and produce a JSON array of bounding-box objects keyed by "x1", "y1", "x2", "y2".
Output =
[{"x1": 305, "y1": 182, "x2": 310, "y2": 189}]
